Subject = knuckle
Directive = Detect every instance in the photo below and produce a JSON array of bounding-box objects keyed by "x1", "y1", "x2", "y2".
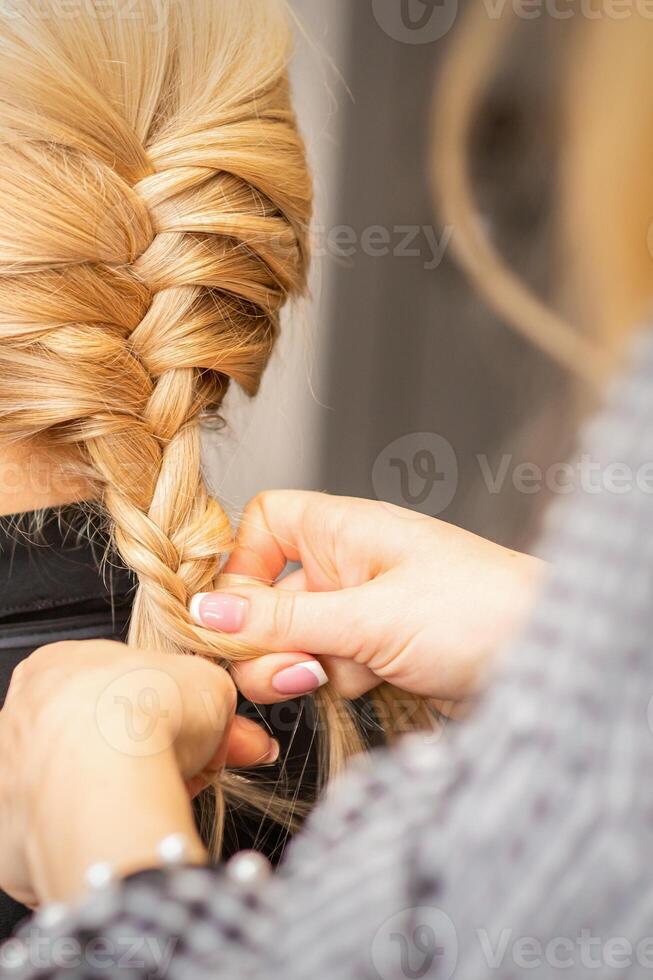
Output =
[
  {"x1": 254, "y1": 488, "x2": 287, "y2": 521},
  {"x1": 247, "y1": 489, "x2": 283, "y2": 519},
  {"x1": 335, "y1": 677, "x2": 369, "y2": 701},
  {"x1": 229, "y1": 660, "x2": 254, "y2": 691},
  {"x1": 203, "y1": 661, "x2": 237, "y2": 709},
  {"x1": 27, "y1": 641, "x2": 68, "y2": 668},
  {"x1": 247, "y1": 490, "x2": 268, "y2": 515}
]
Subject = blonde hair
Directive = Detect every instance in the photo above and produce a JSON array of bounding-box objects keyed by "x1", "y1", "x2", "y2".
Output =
[
  {"x1": 0, "y1": 0, "x2": 434, "y2": 850},
  {"x1": 433, "y1": 3, "x2": 653, "y2": 380}
]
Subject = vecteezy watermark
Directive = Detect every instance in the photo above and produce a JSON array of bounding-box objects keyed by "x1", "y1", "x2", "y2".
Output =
[
  {"x1": 0, "y1": 0, "x2": 168, "y2": 31},
  {"x1": 477, "y1": 927, "x2": 653, "y2": 970},
  {"x1": 372, "y1": 433, "x2": 459, "y2": 517},
  {"x1": 372, "y1": 0, "x2": 653, "y2": 44},
  {"x1": 0, "y1": 457, "x2": 86, "y2": 501},
  {"x1": 238, "y1": 696, "x2": 446, "y2": 744},
  {"x1": 95, "y1": 667, "x2": 183, "y2": 758},
  {"x1": 371, "y1": 906, "x2": 458, "y2": 980},
  {"x1": 373, "y1": 432, "x2": 653, "y2": 515},
  {"x1": 489, "y1": 0, "x2": 653, "y2": 18},
  {"x1": 482, "y1": 0, "x2": 653, "y2": 19},
  {"x1": 312, "y1": 224, "x2": 453, "y2": 272},
  {"x1": 368, "y1": 911, "x2": 653, "y2": 979},
  {"x1": 477, "y1": 452, "x2": 653, "y2": 496},
  {"x1": 0, "y1": 930, "x2": 177, "y2": 975},
  {"x1": 372, "y1": 0, "x2": 460, "y2": 44}
]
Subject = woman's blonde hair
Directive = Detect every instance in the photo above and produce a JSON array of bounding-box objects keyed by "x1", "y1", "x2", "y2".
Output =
[
  {"x1": 434, "y1": 2, "x2": 653, "y2": 380},
  {"x1": 0, "y1": 0, "x2": 434, "y2": 849}
]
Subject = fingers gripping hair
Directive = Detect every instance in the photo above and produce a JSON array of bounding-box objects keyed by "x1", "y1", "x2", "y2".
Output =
[{"x1": 0, "y1": 0, "x2": 435, "y2": 846}]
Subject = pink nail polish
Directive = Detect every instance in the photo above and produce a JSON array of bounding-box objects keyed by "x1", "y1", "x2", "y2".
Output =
[
  {"x1": 272, "y1": 662, "x2": 329, "y2": 696},
  {"x1": 189, "y1": 593, "x2": 248, "y2": 633}
]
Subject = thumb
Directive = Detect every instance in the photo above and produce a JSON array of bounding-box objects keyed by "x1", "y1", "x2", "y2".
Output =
[
  {"x1": 231, "y1": 651, "x2": 378, "y2": 704},
  {"x1": 189, "y1": 582, "x2": 373, "y2": 664}
]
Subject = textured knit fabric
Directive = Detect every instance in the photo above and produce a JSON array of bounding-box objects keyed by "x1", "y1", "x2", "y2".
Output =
[{"x1": 3, "y1": 330, "x2": 653, "y2": 979}]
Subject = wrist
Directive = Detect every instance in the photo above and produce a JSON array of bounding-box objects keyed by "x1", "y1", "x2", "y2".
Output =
[{"x1": 27, "y1": 695, "x2": 206, "y2": 903}]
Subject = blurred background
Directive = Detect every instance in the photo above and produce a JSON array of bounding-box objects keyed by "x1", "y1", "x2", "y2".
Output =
[{"x1": 207, "y1": 0, "x2": 576, "y2": 553}]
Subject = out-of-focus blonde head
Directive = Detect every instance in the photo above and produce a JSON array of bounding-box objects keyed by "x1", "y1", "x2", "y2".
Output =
[{"x1": 434, "y1": 3, "x2": 653, "y2": 382}]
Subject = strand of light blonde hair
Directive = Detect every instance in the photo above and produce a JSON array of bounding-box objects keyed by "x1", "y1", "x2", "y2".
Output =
[{"x1": 0, "y1": 0, "x2": 435, "y2": 855}]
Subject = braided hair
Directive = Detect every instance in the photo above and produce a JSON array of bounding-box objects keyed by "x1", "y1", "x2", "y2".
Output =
[{"x1": 0, "y1": 0, "x2": 434, "y2": 851}]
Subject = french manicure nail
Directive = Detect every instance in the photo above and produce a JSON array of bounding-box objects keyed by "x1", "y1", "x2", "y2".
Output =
[
  {"x1": 272, "y1": 662, "x2": 328, "y2": 696},
  {"x1": 265, "y1": 740, "x2": 281, "y2": 764},
  {"x1": 189, "y1": 593, "x2": 248, "y2": 633}
]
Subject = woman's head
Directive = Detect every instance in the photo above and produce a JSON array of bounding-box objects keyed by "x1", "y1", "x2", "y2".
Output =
[
  {"x1": 0, "y1": 0, "x2": 311, "y2": 654},
  {"x1": 434, "y1": 5, "x2": 653, "y2": 381},
  {"x1": 0, "y1": 0, "x2": 434, "y2": 842}
]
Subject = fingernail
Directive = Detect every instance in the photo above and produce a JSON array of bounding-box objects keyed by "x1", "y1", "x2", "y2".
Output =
[
  {"x1": 264, "y1": 740, "x2": 281, "y2": 765},
  {"x1": 272, "y1": 662, "x2": 328, "y2": 696},
  {"x1": 189, "y1": 593, "x2": 248, "y2": 633}
]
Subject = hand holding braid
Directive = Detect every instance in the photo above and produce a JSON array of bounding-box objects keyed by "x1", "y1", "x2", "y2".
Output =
[{"x1": 0, "y1": 0, "x2": 434, "y2": 848}]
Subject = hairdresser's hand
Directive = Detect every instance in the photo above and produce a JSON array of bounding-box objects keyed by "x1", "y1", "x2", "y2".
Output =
[
  {"x1": 190, "y1": 491, "x2": 545, "y2": 704},
  {"x1": 0, "y1": 640, "x2": 278, "y2": 906}
]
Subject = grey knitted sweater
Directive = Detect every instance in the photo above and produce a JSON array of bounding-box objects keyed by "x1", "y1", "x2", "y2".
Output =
[{"x1": 3, "y1": 331, "x2": 653, "y2": 980}]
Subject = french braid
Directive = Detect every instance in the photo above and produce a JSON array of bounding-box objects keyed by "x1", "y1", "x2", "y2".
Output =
[{"x1": 0, "y1": 0, "x2": 434, "y2": 850}]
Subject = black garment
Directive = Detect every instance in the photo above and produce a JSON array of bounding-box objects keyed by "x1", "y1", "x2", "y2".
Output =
[{"x1": 0, "y1": 506, "x2": 318, "y2": 940}]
